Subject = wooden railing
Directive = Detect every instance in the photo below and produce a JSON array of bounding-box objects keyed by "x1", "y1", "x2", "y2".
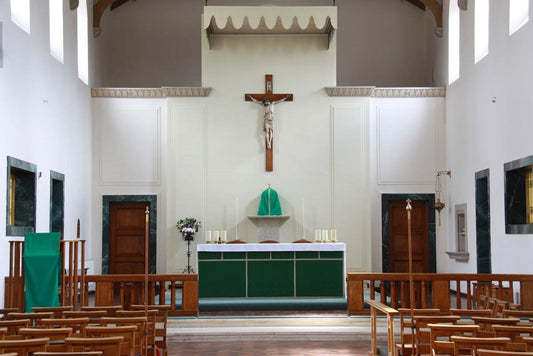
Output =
[
  {"x1": 83, "y1": 274, "x2": 199, "y2": 317},
  {"x1": 348, "y1": 273, "x2": 533, "y2": 315},
  {"x1": 367, "y1": 299, "x2": 399, "y2": 356}
]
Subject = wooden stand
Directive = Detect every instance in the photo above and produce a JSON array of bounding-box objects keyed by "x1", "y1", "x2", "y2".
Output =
[{"x1": 5, "y1": 239, "x2": 86, "y2": 311}]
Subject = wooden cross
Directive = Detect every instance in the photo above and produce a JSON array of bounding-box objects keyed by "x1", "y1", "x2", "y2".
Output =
[{"x1": 245, "y1": 74, "x2": 293, "y2": 171}]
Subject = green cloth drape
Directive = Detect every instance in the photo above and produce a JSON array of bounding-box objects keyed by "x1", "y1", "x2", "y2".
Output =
[
  {"x1": 257, "y1": 187, "x2": 282, "y2": 215},
  {"x1": 24, "y1": 232, "x2": 61, "y2": 312}
]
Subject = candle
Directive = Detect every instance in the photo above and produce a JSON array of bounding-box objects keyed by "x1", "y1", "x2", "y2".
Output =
[
  {"x1": 221, "y1": 230, "x2": 227, "y2": 242},
  {"x1": 322, "y1": 229, "x2": 328, "y2": 243},
  {"x1": 214, "y1": 230, "x2": 219, "y2": 243},
  {"x1": 315, "y1": 230, "x2": 320, "y2": 242},
  {"x1": 206, "y1": 230, "x2": 212, "y2": 243},
  {"x1": 235, "y1": 198, "x2": 239, "y2": 239},
  {"x1": 331, "y1": 229, "x2": 337, "y2": 243}
]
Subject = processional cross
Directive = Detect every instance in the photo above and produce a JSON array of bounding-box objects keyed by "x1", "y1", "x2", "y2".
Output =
[{"x1": 245, "y1": 74, "x2": 293, "y2": 171}]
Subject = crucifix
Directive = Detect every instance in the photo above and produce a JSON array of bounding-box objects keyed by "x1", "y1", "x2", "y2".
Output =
[{"x1": 245, "y1": 74, "x2": 293, "y2": 172}]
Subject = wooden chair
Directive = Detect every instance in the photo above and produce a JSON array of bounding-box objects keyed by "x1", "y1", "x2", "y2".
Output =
[
  {"x1": 492, "y1": 325, "x2": 533, "y2": 351},
  {"x1": 413, "y1": 315, "x2": 461, "y2": 355},
  {"x1": 471, "y1": 317, "x2": 521, "y2": 337},
  {"x1": 86, "y1": 325, "x2": 137, "y2": 356},
  {"x1": 99, "y1": 317, "x2": 147, "y2": 356},
  {"x1": 18, "y1": 327, "x2": 72, "y2": 352},
  {"x1": 81, "y1": 306, "x2": 123, "y2": 317},
  {"x1": 522, "y1": 336, "x2": 533, "y2": 351},
  {"x1": 450, "y1": 336, "x2": 510, "y2": 356},
  {"x1": 130, "y1": 305, "x2": 169, "y2": 356},
  {"x1": 0, "y1": 319, "x2": 31, "y2": 339},
  {"x1": 450, "y1": 309, "x2": 493, "y2": 322},
  {"x1": 40, "y1": 318, "x2": 90, "y2": 337},
  {"x1": 502, "y1": 310, "x2": 533, "y2": 320},
  {"x1": 32, "y1": 306, "x2": 73, "y2": 319},
  {"x1": 65, "y1": 336, "x2": 123, "y2": 356},
  {"x1": 0, "y1": 328, "x2": 6, "y2": 340},
  {"x1": 0, "y1": 308, "x2": 20, "y2": 320},
  {"x1": 34, "y1": 352, "x2": 103, "y2": 356},
  {"x1": 476, "y1": 350, "x2": 533, "y2": 356},
  {"x1": 495, "y1": 301, "x2": 510, "y2": 318},
  {"x1": 395, "y1": 308, "x2": 441, "y2": 356},
  {"x1": 0, "y1": 337, "x2": 50, "y2": 355},
  {"x1": 428, "y1": 323, "x2": 479, "y2": 356},
  {"x1": 62, "y1": 311, "x2": 106, "y2": 325},
  {"x1": 115, "y1": 310, "x2": 157, "y2": 355},
  {"x1": 6, "y1": 312, "x2": 54, "y2": 327}
]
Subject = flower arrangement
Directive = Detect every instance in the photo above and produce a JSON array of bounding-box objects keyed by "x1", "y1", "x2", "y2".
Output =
[{"x1": 176, "y1": 217, "x2": 201, "y2": 241}]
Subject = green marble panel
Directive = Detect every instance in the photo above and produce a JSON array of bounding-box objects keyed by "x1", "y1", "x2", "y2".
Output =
[
  {"x1": 198, "y1": 260, "x2": 246, "y2": 298},
  {"x1": 272, "y1": 251, "x2": 294, "y2": 259},
  {"x1": 248, "y1": 252, "x2": 270, "y2": 260},
  {"x1": 198, "y1": 252, "x2": 221, "y2": 260},
  {"x1": 223, "y1": 252, "x2": 246, "y2": 260},
  {"x1": 319, "y1": 251, "x2": 343, "y2": 259},
  {"x1": 296, "y1": 251, "x2": 318, "y2": 259},
  {"x1": 248, "y1": 261, "x2": 294, "y2": 297},
  {"x1": 296, "y1": 260, "x2": 344, "y2": 297}
]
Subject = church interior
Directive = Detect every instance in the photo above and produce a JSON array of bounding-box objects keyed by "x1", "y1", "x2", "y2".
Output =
[{"x1": 1, "y1": 0, "x2": 533, "y2": 354}]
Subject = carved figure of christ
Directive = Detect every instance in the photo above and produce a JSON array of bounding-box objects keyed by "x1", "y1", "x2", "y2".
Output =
[{"x1": 245, "y1": 75, "x2": 293, "y2": 172}]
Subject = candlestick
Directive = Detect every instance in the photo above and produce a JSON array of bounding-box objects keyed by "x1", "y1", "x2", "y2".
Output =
[
  {"x1": 301, "y1": 198, "x2": 305, "y2": 238},
  {"x1": 235, "y1": 198, "x2": 239, "y2": 239},
  {"x1": 315, "y1": 230, "x2": 320, "y2": 242},
  {"x1": 206, "y1": 230, "x2": 212, "y2": 243},
  {"x1": 330, "y1": 229, "x2": 337, "y2": 243},
  {"x1": 213, "y1": 230, "x2": 219, "y2": 243},
  {"x1": 221, "y1": 230, "x2": 227, "y2": 242},
  {"x1": 322, "y1": 229, "x2": 328, "y2": 243}
]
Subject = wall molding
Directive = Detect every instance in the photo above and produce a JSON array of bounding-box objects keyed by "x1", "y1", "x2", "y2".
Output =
[
  {"x1": 91, "y1": 87, "x2": 212, "y2": 98},
  {"x1": 325, "y1": 86, "x2": 446, "y2": 98}
]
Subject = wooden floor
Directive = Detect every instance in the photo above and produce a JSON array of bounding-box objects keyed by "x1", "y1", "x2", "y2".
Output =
[{"x1": 167, "y1": 340, "x2": 371, "y2": 355}]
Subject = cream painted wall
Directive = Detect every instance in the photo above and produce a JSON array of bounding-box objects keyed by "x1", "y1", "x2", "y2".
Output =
[
  {"x1": 0, "y1": 0, "x2": 93, "y2": 307},
  {"x1": 91, "y1": 98, "x2": 168, "y2": 274},
  {"x1": 445, "y1": 0, "x2": 533, "y2": 274}
]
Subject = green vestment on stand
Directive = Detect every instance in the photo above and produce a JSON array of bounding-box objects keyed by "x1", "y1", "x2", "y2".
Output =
[
  {"x1": 257, "y1": 187, "x2": 282, "y2": 216},
  {"x1": 24, "y1": 232, "x2": 61, "y2": 312}
]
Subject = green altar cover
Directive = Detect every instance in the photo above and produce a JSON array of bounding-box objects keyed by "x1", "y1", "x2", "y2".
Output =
[{"x1": 24, "y1": 232, "x2": 61, "y2": 312}]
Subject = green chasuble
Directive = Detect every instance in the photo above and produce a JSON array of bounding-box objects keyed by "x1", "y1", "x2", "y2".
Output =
[
  {"x1": 24, "y1": 232, "x2": 61, "y2": 312},
  {"x1": 257, "y1": 187, "x2": 282, "y2": 215}
]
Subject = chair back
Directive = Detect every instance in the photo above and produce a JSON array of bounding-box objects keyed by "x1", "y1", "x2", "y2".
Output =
[
  {"x1": 0, "y1": 319, "x2": 31, "y2": 338},
  {"x1": 100, "y1": 317, "x2": 147, "y2": 356},
  {"x1": 6, "y1": 312, "x2": 54, "y2": 327},
  {"x1": 18, "y1": 327, "x2": 72, "y2": 352},
  {"x1": 32, "y1": 306, "x2": 73, "y2": 319},
  {"x1": 86, "y1": 325, "x2": 137, "y2": 356},
  {"x1": 413, "y1": 315, "x2": 460, "y2": 355},
  {"x1": 65, "y1": 336, "x2": 123, "y2": 356},
  {"x1": 428, "y1": 323, "x2": 479, "y2": 356},
  {"x1": 81, "y1": 306, "x2": 123, "y2": 317},
  {"x1": 40, "y1": 317, "x2": 90, "y2": 337},
  {"x1": 63, "y1": 311, "x2": 106, "y2": 325},
  {"x1": 0, "y1": 337, "x2": 50, "y2": 355},
  {"x1": 451, "y1": 335, "x2": 510, "y2": 356},
  {"x1": 476, "y1": 350, "x2": 533, "y2": 356},
  {"x1": 493, "y1": 325, "x2": 533, "y2": 351},
  {"x1": 34, "y1": 352, "x2": 103, "y2": 356}
]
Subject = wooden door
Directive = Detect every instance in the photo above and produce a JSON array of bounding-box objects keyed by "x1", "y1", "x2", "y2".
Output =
[
  {"x1": 109, "y1": 202, "x2": 149, "y2": 274},
  {"x1": 388, "y1": 199, "x2": 429, "y2": 273}
]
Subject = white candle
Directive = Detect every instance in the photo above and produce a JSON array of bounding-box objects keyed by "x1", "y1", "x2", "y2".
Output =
[
  {"x1": 330, "y1": 229, "x2": 337, "y2": 243},
  {"x1": 315, "y1": 230, "x2": 320, "y2": 242},
  {"x1": 235, "y1": 198, "x2": 239, "y2": 239},
  {"x1": 206, "y1": 230, "x2": 212, "y2": 243},
  {"x1": 222, "y1": 230, "x2": 227, "y2": 242},
  {"x1": 301, "y1": 198, "x2": 305, "y2": 238},
  {"x1": 322, "y1": 229, "x2": 328, "y2": 243},
  {"x1": 214, "y1": 230, "x2": 220, "y2": 243}
]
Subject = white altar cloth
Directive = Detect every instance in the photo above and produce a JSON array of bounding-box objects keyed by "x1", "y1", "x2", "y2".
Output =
[{"x1": 197, "y1": 242, "x2": 345, "y2": 252}]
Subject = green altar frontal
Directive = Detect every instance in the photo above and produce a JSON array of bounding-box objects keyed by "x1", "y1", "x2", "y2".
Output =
[{"x1": 197, "y1": 243, "x2": 345, "y2": 298}]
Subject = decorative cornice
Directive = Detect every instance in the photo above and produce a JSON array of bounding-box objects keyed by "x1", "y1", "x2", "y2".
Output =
[
  {"x1": 91, "y1": 87, "x2": 212, "y2": 98},
  {"x1": 325, "y1": 87, "x2": 446, "y2": 98},
  {"x1": 324, "y1": 86, "x2": 375, "y2": 97}
]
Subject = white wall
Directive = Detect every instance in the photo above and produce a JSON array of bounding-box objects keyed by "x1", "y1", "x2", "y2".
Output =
[
  {"x1": 0, "y1": 0, "x2": 93, "y2": 307},
  {"x1": 92, "y1": 0, "x2": 441, "y2": 88},
  {"x1": 445, "y1": 0, "x2": 533, "y2": 273}
]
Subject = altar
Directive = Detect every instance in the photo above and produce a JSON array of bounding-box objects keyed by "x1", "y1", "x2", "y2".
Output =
[{"x1": 197, "y1": 243, "x2": 346, "y2": 298}]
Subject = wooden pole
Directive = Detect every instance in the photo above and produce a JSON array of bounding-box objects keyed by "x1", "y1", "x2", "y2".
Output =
[
  {"x1": 144, "y1": 206, "x2": 150, "y2": 317},
  {"x1": 406, "y1": 198, "x2": 415, "y2": 320}
]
